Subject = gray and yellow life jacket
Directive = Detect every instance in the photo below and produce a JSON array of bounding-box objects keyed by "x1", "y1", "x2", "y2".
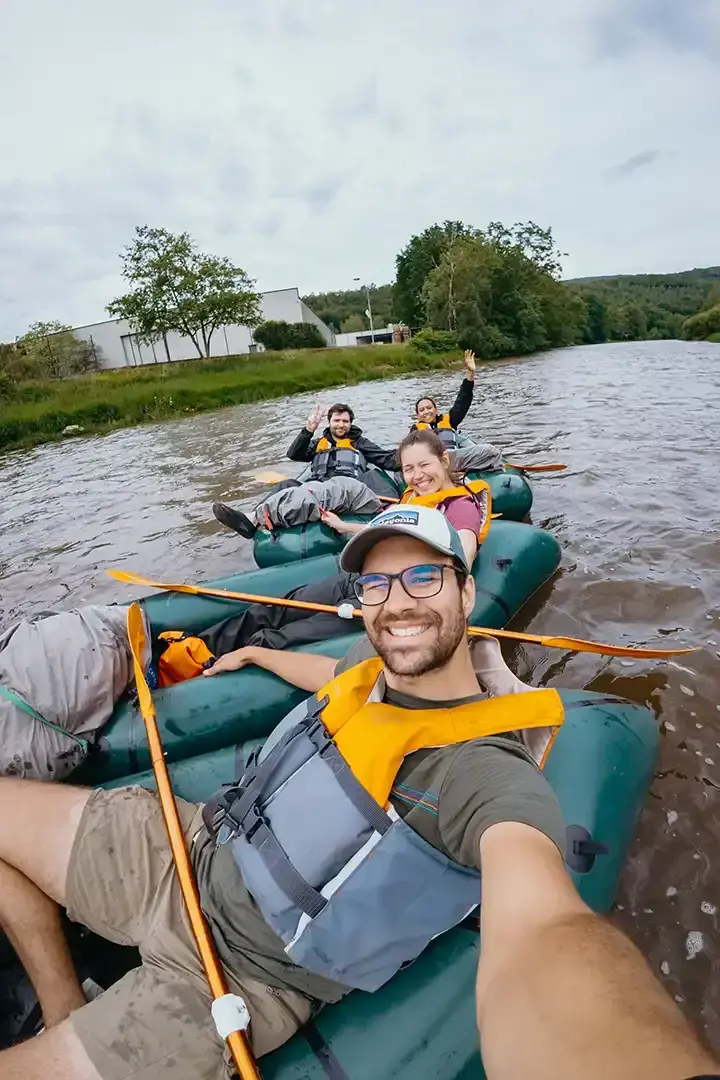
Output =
[
  {"x1": 414, "y1": 413, "x2": 458, "y2": 449},
  {"x1": 310, "y1": 435, "x2": 367, "y2": 481},
  {"x1": 205, "y1": 657, "x2": 564, "y2": 992}
]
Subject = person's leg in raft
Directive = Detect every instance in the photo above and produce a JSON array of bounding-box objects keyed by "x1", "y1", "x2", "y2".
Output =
[
  {"x1": 0, "y1": 779, "x2": 90, "y2": 1028},
  {"x1": 214, "y1": 480, "x2": 303, "y2": 537},
  {"x1": 0, "y1": 783, "x2": 311, "y2": 1079}
]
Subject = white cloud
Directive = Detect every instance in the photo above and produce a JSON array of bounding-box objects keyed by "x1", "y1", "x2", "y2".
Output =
[{"x1": 1, "y1": 0, "x2": 719, "y2": 339}]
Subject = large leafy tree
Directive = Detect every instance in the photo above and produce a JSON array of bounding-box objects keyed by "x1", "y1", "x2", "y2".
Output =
[
  {"x1": 422, "y1": 230, "x2": 586, "y2": 358},
  {"x1": 393, "y1": 221, "x2": 475, "y2": 328},
  {"x1": 107, "y1": 226, "x2": 261, "y2": 359}
]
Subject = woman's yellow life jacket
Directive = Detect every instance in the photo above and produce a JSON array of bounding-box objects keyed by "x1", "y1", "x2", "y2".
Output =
[
  {"x1": 315, "y1": 656, "x2": 564, "y2": 806},
  {"x1": 156, "y1": 631, "x2": 215, "y2": 688},
  {"x1": 400, "y1": 478, "x2": 492, "y2": 544},
  {"x1": 311, "y1": 435, "x2": 367, "y2": 481},
  {"x1": 414, "y1": 412, "x2": 457, "y2": 448}
]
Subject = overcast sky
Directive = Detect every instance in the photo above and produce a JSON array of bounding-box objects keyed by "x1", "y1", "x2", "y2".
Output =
[{"x1": 1, "y1": 0, "x2": 719, "y2": 339}]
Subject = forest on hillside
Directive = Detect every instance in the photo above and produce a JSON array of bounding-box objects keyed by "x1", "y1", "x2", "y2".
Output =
[{"x1": 304, "y1": 257, "x2": 720, "y2": 348}]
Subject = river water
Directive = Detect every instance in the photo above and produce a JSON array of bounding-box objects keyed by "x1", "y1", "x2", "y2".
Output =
[{"x1": 1, "y1": 339, "x2": 720, "y2": 1042}]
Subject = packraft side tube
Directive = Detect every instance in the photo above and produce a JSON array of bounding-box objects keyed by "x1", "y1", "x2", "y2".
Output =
[
  {"x1": 77, "y1": 521, "x2": 560, "y2": 785},
  {"x1": 254, "y1": 468, "x2": 532, "y2": 567}
]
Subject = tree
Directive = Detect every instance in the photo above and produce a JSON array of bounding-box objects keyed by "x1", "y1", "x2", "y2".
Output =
[
  {"x1": 340, "y1": 313, "x2": 366, "y2": 333},
  {"x1": 682, "y1": 303, "x2": 720, "y2": 340},
  {"x1": 315, "y1": 310, "x2": 343, "y2": 333},
  {"x1": 484, "y1": 221, "x2": 565, "y2": 279},
  {"x1": 583, "y1": 295, "x2": 609, "y2": 343},
  {"x1": 254, "y1": 321, "x2": 326, "y2": 351},
  {"x1": 303, "y1": 285, "x2": 394, "y2": 331},
  {"x1": 15, "y1": 321, "x2": 99, "y2": 378},
  {"x1": 393, "y1": 221, "x2": 475, "y2": 328},
  {"x1": 107, "y1": 226, "x2": 261, "y2": 359},
  {"x1": 422, "y1": 232, "x2": 585, "y2": 359}
]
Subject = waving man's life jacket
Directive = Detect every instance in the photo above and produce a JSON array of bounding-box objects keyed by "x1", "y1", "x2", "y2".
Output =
[{"x1": 311, "y1": 436, "x2": 367, "y2": 481}]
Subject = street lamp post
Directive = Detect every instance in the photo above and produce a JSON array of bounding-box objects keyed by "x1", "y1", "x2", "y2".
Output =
[{"x1": 353, "y1": 277, "x2": 375, "y2": 343}]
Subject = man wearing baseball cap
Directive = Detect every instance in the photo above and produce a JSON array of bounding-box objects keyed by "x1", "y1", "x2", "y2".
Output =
[{"x1": 0, "y1": 508, "x2": 715, "y2": 1080}]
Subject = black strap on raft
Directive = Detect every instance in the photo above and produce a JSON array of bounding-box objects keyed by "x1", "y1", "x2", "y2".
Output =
[
  {"x1": 565, "y1": 825, "x2": 609, "y2": 874},
  {"x1": 304, "y1": 1021, "x2": 351, "y2": 1080}
]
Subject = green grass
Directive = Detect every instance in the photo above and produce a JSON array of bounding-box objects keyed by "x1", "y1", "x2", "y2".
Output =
[{"x1": 0, "y1": 344, "x2": 465, "y2": 454}]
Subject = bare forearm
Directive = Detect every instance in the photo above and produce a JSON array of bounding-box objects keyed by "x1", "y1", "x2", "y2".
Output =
[
  {"x1": 338, "y1": 521, "x2": 366, "y2": 536},
  {"x1": 477, "y1": 911, "x2": 716, "y2": 1080},
  {"x1": 244, "y1": 647, "x2": 337, "y2": 692},
  {"x1": 476, "y1": 823, "x2": 716, "y2": 1080},
  {"x1": 458, "y1": 529, "x2": 478, "y2": 568}
]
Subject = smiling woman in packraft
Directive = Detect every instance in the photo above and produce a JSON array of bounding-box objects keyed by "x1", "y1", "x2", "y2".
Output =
[{"x1": 319, "y1": 428, "x2": 491, "y2": 569}]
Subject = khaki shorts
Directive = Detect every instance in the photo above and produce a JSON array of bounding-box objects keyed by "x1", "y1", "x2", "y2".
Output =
[{"x1": 66, "y1": 787, "x2": 313, "y2": 1080}]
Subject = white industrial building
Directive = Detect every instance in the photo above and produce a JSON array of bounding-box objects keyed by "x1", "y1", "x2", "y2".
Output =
[{"x1": 71, "y1": 288, "x2": 334, "y2": 370}]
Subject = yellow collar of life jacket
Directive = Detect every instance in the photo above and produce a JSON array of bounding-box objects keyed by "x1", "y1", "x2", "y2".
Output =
[
  {"x1": 416, "y1": 412, "x2": 453, "y2": 432},
  {"x1": 400, "y1": 479, "x2": 492, "y2": 542},
  {"x1": 315, "y1": 435, "x2": 356, "y2": 453},
  {"x1": 316, "y1": 657, "x2": 564, "y2": 807}
]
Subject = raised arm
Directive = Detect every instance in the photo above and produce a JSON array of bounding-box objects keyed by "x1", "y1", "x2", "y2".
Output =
[
  {"x1": 476, "y1": 821, "x2": 717, "y2": 1080},
  {"x1": 287, "y1": 403, "x2": 324, "y2": 461},
  {"x1": 448, "y1": 351, "x2": 476, "y2": 428}
]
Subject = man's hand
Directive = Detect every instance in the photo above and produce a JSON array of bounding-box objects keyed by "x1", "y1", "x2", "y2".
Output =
[
  {"x1": 464, "y1": 350, "x2": 476, "y2": 379},
  {"x1": 203, "y1": 647, "x2": 259, "y2": 676},
  {"x1": 319, "y1": 507, "x2": 350, "y2": 534},
  {"x1": 306, "y1": 403, "x2": 324, "y2": 433}
]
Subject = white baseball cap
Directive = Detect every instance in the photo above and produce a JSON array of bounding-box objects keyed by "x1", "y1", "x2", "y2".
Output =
[{"x1": 340, "y1": 504, "x2": 470, "y2": 574}]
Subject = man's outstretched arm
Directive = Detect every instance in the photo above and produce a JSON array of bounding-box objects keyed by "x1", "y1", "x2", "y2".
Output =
[
  {"x1": 476, "y1": 821, "x2": 717, "y2": 1080},
  {"x1": 204, "y1": 645, "x2": 337, "y2": 692}
]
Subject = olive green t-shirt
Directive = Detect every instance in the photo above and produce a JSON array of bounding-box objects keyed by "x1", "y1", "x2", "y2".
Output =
[{"x1": 194, "y1": 646, "x2": 565, "y2": 1004}]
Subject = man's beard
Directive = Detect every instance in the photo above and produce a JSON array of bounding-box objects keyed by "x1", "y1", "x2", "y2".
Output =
[{"x1": 366, "y1": 603, "x2": 467, "y2": 678}]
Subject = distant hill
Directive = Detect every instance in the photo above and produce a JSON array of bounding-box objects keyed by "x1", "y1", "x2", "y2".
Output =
[
  {"x1": 566, "y1": 266, "x2": 720, "y2": 314},
  {"x1": 302, "y1": 284, "x2": 394, "y2": 334},
  {"x1": 564, "y1": 267, "x2": 720, "y2": 342},
  {"x1": 305, "y1": 267, "x2": 720, "y2": 344}
]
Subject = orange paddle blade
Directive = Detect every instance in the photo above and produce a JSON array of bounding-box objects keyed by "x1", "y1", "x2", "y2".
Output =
[
  {"x1": 254, "y1": 469, "x2": 290, "y2": 484},
  {"x1": 505, "y1": 462, "x2": 568, "y2": 472},
  {"x1": 468, "y1": 625, "x2": 699, "y2": 658}
]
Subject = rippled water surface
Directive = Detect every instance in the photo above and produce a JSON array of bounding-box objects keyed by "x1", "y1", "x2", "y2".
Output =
[{"x1": 1, "y1": 340, "x2": 720, "y2": 1040}]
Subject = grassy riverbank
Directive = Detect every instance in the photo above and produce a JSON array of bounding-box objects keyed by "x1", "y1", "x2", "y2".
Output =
[{"x1": 0, "y1": 344, "x2": 464, "y2": 454}]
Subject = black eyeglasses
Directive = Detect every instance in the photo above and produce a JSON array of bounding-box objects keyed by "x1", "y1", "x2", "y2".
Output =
[{"x1": 353, "y1": 563, "x2": 463, "y2": 606}]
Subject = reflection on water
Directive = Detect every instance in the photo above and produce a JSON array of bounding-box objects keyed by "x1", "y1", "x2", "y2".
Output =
[{"x1": 1, "y1": 339, "x2": 720, "y2": 1041}]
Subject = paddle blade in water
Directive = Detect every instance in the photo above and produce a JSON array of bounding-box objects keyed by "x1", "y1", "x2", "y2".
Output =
[
  {"x1": 254, "y1": 469, "x2": 291, "y2": 484},
  {"x1": 505, "y1": 462, "x2": 568, "y2": 472},
  {"x1": 468, "y1": 626, "x2": 699, "y2": 658}
]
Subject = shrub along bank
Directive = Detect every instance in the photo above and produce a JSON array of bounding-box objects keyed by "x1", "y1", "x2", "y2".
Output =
[{"x1": 0, "y1": 344, "x2": 465, "y2": 454}]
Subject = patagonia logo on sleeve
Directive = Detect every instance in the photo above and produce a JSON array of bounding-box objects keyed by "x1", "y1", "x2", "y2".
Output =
[{"x1": 373, "y1": 510, "x2": 420, "y2": 528}]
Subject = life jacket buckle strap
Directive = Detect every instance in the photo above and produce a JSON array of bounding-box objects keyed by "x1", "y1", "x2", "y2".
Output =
[{"x1": 242, "y1": 805, "x2": 267, "y2": 843}]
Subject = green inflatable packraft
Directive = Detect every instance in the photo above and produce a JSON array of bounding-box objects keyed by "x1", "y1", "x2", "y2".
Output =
[
  {"x1": 99, "y1": 688, "x2": 658, "y2": 1080},
  {"x1": 75, "y1": 519, "x2": 561, "y2": 785},
  {"x1": 253, "y1": 467, "x2": 532, "y2": 568}
]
